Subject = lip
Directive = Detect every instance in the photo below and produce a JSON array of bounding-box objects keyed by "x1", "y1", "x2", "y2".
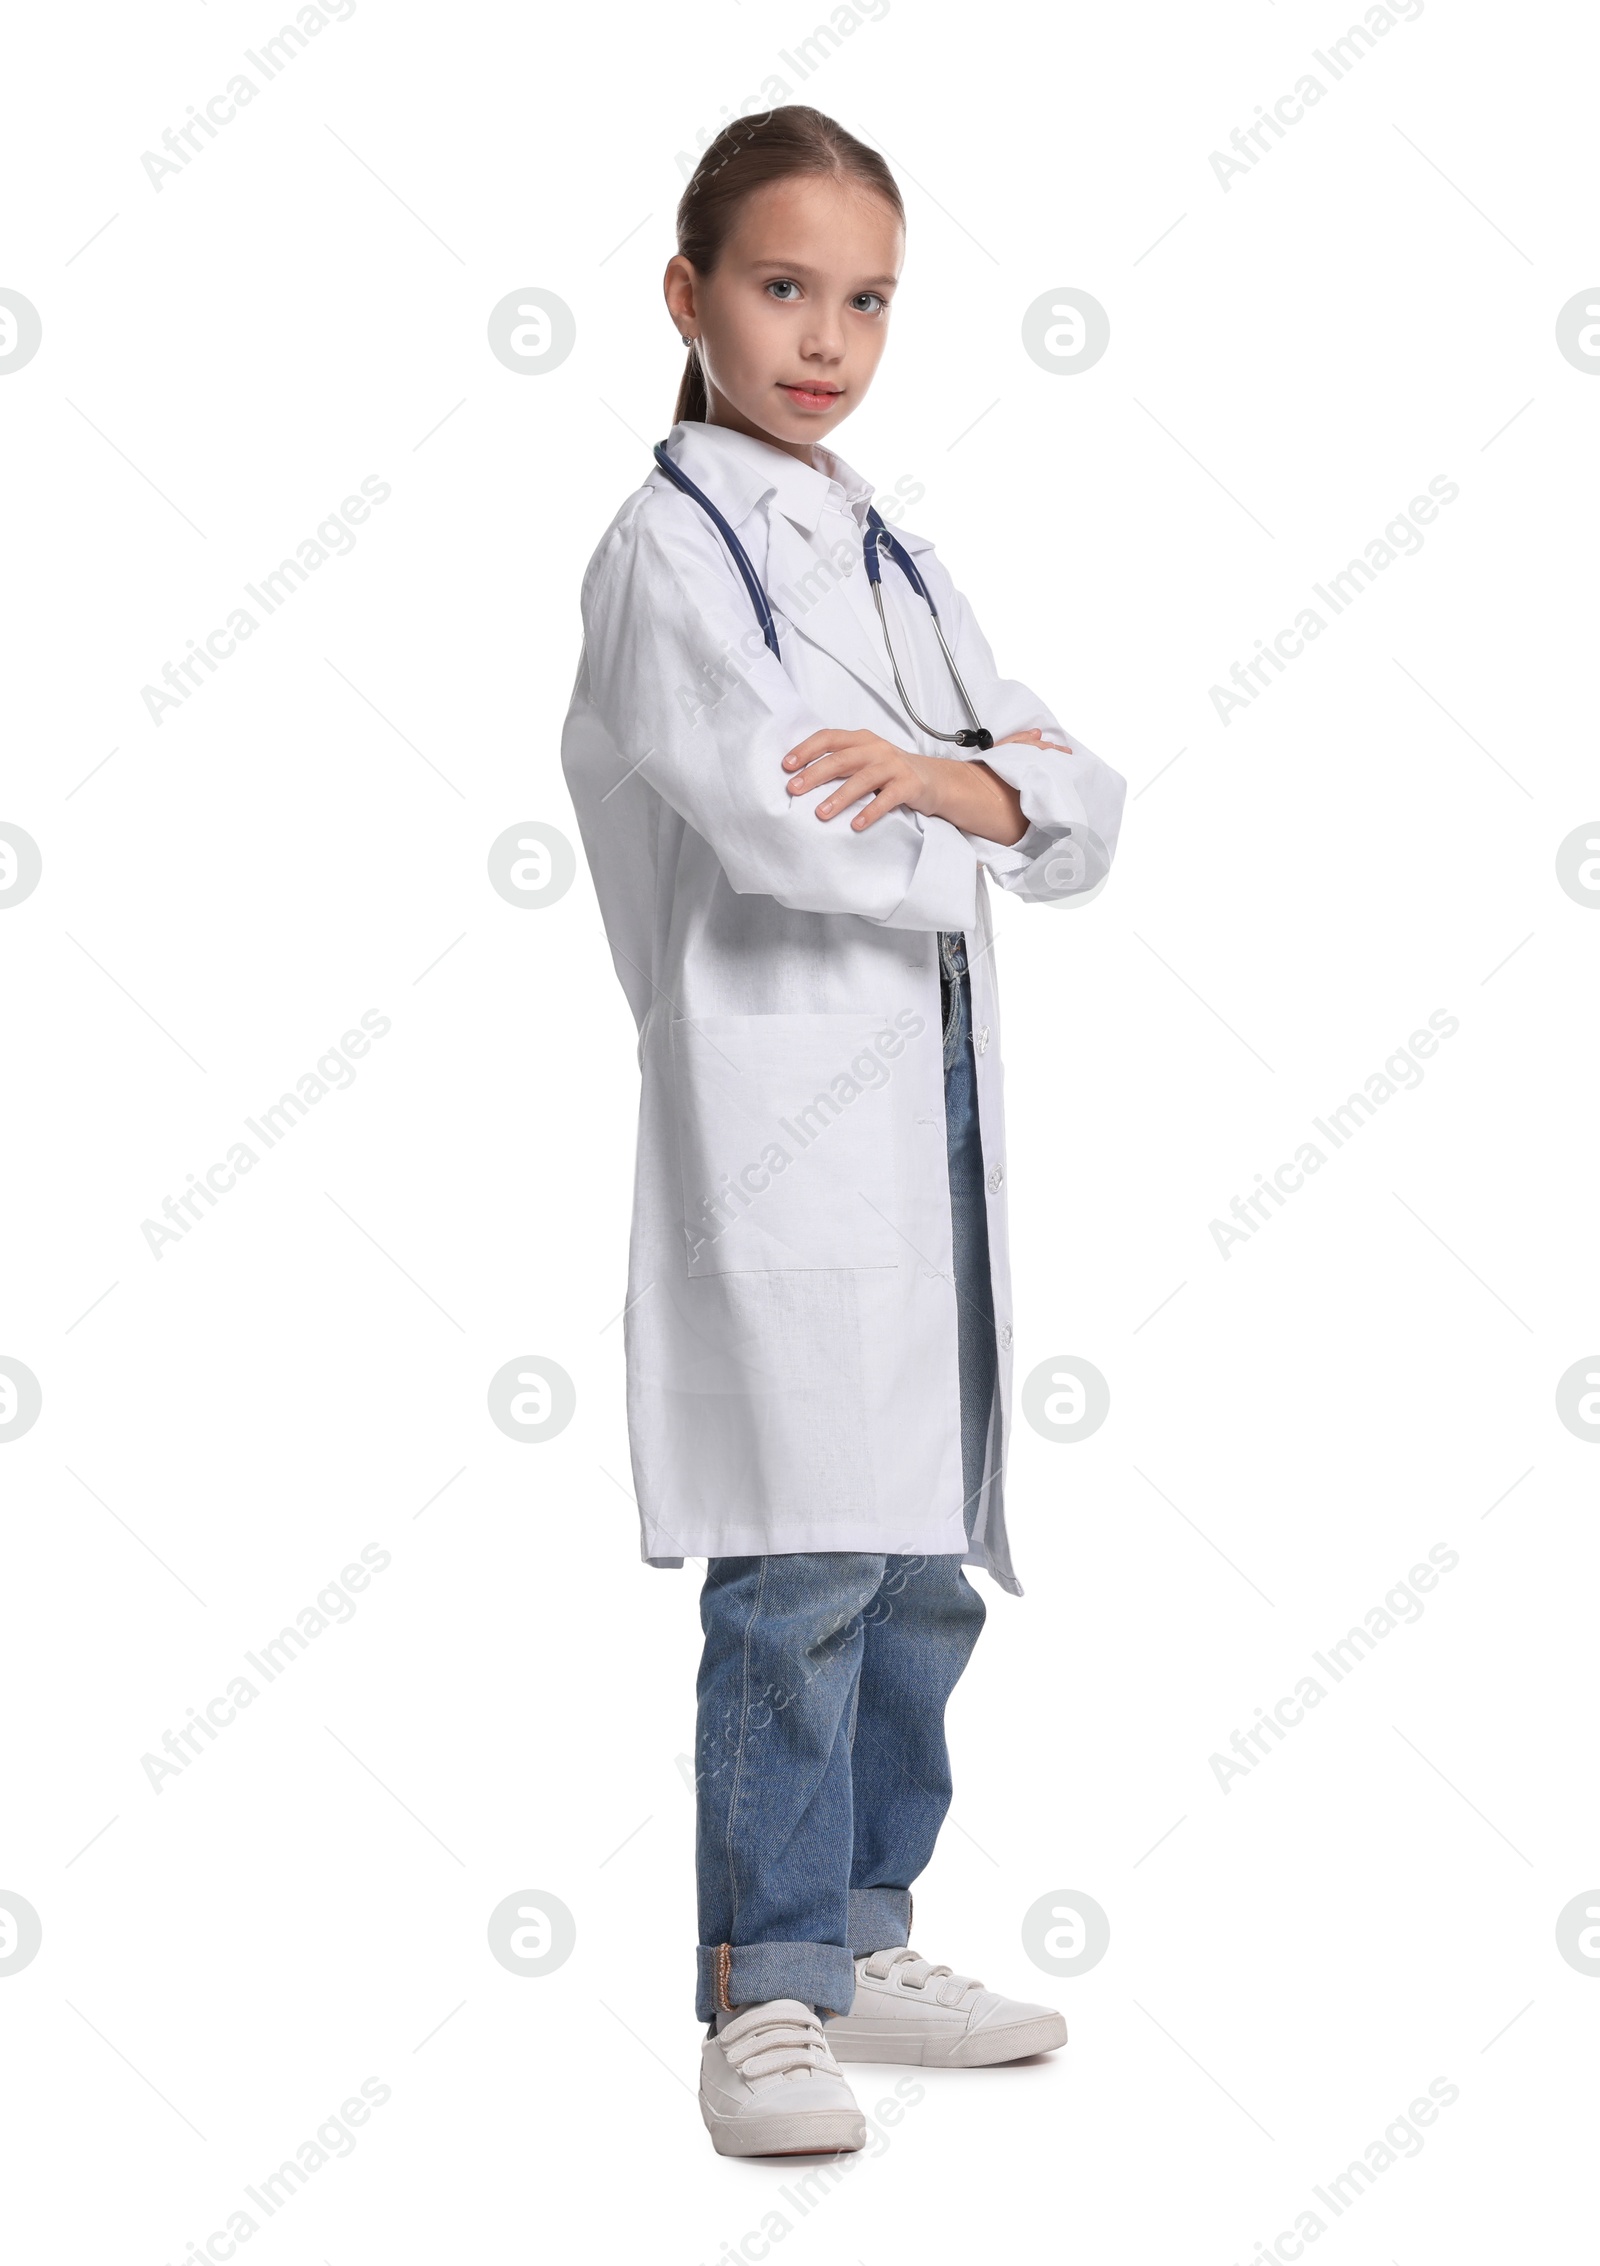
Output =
[{"x1": 778, "y1": 382, "x2": 844, "y2": 409}]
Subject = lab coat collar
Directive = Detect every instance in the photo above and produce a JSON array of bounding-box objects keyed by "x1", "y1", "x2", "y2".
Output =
[
  {"x1": 662, "y1": 418, "x2": 874, "y2": 536},
  {"x1": 661, "y1": 418, "x2": 902, "y2": 714}
]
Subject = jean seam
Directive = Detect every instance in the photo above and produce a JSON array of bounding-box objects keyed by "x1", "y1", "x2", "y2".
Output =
[
  {"x1": 843, "y1": 1567, "x2": 879, "y2": 1763},
  {"x1": 724, "y1": 1553, "x2": 769, "y2": 1965}
]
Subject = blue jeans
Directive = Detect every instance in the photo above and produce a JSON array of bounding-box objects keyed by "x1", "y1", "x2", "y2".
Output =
[{"x1": 693, "y1": 932, "x2": 998, "y2": 2021}]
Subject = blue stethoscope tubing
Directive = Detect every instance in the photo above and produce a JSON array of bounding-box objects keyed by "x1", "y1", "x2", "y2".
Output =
[{"x1": 652, "y1": 440, "x2": 994, "y2": 751}]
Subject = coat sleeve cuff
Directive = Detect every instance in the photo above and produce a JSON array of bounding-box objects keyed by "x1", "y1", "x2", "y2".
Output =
[
  {"x1": 979, "y1": 743, "x2": 1093, "y2": 839},
  {"x1": 967, "y1": 745, "x2": 1114, "y2": 903},
  {"x1": 957, "y1": 816, "x2": 1061, "y2": 885},
  {"x1": 881, "y1": 811, "x2": 979, "y2": 931}
]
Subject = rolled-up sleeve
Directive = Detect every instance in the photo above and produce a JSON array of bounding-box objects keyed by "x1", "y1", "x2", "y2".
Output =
[{"x1": 579, "y1": 495, "x2": 979, "y2": 932}]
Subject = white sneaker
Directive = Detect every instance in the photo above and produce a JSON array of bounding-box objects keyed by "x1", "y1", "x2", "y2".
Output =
[
  {"x1": 699, "y1": 1998, "x2": 868, "y2": 2158},
  {"x1": 824, "y1": 1946, "x2": 1067, "y2": 2067}
]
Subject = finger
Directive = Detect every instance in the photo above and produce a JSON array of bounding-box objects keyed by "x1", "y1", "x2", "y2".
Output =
[
  {"x1": 785, "y1": 750, "x2": 869, "y2": 794},
  {"x1": 817, "y1": 768, "x2": 893, "y2": 820},
  {"x1": 782, "y1": 729, "x2": 870, "y2": 771},
  {"x1": 995, "y1": 727, "x2": 1074, "y2": 754},
  {"x1": 851, "y1": 779, "x2": 912, "y2": 828}
]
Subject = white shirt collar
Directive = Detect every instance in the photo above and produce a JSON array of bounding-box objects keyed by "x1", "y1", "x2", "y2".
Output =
[{"x1": 660, "y1": 418, "x2": 874, "y2": 537}]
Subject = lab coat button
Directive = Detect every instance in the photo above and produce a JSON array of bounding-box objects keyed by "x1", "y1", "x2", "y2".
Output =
[
  {"x1": 998, "y1": 1324, "x2": 1013, "y2": 1350},
  {"x1": 976, "y1": 1026, "x2": 990, "y2": 1054},
  {"x1": 986, "y1": 1165, "x2": 1003, "y2": 1193}
]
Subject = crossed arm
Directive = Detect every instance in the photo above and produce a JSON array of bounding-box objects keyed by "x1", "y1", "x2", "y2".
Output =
[{"x1": 781, "y1": 726, "x2": 1070, "y2": 849}]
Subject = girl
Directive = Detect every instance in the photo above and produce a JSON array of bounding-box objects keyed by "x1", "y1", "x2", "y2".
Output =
[{"x1": 561, "y1": 107, "x2": 1126, "y2": 2157}]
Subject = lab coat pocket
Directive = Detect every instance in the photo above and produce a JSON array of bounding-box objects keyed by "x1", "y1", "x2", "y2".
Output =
[{"x1": 670, "y1": 1010, "x2": 933, "y2": 1277}]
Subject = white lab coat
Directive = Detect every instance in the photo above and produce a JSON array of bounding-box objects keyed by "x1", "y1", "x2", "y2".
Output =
[{"x1": 561, "y1": 419, "x2": 1126, "y2": 1591}]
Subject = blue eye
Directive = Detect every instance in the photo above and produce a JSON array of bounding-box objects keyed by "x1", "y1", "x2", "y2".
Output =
[
  {"x1": 851, "y1": 292, "x2": 887, "y2": 315},
  {"x1": 766, "y1": 279, "x2": 800, "y2": 301}
]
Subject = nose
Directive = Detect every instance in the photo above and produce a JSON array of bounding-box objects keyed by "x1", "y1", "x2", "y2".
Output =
[{"x1": 796, "y1": 312, "x2": 846, "y2": 367}]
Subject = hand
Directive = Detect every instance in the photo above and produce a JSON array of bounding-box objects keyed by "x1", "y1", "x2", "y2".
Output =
[
  {"x1": 781, "y1": 728, "x2": 1058, "y2": 846},
  {"x1": 994, "y1": 726, "x2": 1074, "y2": 754},
  {"x1": 781, "y1": 728, "x2": 945, "y2": 830}
]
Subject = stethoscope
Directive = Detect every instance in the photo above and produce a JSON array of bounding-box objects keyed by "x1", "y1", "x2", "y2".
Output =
[{"x1": 652, "y1": 440, "x2": 995, "y2": 751}]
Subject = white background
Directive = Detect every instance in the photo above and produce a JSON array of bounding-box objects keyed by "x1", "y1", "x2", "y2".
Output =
[{"x1": 3, "y1": 0, "x2": 1597, "y2": 2258}]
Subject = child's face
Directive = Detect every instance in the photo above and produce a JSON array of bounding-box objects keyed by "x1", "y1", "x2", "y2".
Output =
[{"x1": 666, "y1": 174, "x2": 903, "y2": 460}]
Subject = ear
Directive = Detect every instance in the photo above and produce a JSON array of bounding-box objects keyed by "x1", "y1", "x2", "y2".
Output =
[{"x1": 663, "y1": 254, "x2": 699, "y2": 339}]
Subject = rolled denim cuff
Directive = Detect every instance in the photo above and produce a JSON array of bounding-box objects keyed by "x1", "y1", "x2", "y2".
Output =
[
  {"x1": 696, "y1": 1940, "x2": 860, "y2": 2024},
  {"x1": 847, "y1": 1887, "x2": 911, "y2": 1956}
]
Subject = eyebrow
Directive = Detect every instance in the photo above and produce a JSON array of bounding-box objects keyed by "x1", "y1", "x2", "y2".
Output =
[{"x1": 746, "y1": 258, "x2": 899, "y2": 290}]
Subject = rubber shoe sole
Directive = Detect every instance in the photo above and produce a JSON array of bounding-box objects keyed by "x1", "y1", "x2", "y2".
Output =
[
  {"x1": 826, "y1": 2007, "x2": 1067, "y2": 2067},
  {"x1": 701, "y1": 2099, "x2": 867, "y2": 2158}
]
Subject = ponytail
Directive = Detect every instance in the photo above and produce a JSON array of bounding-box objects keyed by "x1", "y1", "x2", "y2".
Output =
[{"x1": 673, "y1": 340, "x2": 709, "y2": 425}]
